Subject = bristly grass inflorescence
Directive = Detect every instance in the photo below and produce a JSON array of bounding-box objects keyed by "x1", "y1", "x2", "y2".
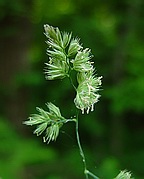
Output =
[
  {"x1": 24, "y1": 24, "x2": 102, "y2": 143},
  {"x1": 24, "y1": 25, "x2": 133, "y2": 179},
  {"x1": 44, "y1": 24, "x2": 102, "y2": 114},
  {"x1": 115, "y1": 170, "x2": 133, "y2": 179}
]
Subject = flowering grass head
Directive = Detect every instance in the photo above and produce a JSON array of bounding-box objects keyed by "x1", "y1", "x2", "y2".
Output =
[
  {"x1": 24, "y1": 25, "x2": 133, "y2": 179},
  {"x1": 44, "y1": 25, "x2": 70, "y2": 80},
  {"x1": 44, "y1": 24, "x2": 102, "y2": 114},
  {"x1": 115, "y1": 170, "x2": 133, "y2": 179},
  {"x1": 24, "y1": 103, "x2": 66, "y2": 143},
  {"x1": 24, "y1": 24, "x2": 102, "y2": 144},
  {"x1": 74, "y1": 71, "x2": 102, "y2": 114}
]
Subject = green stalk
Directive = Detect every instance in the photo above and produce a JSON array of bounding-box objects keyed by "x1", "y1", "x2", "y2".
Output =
[
  {"x1": 69, "y1": 70, "x2": 100, "y2": 179},
  {"x1": 75, "y1": 112, "x2": 100, "y2": 179},
  {"x1": 75, "y1": 112, "x2": 89, "y2": 179},
  {"x1": 87, "y1": 170, "x2": 100, "y2": 179}
]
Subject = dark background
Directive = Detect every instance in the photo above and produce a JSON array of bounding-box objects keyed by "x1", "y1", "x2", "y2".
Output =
[{"x1": 0, "y1": 0, "x2": 144, "y2": 178}]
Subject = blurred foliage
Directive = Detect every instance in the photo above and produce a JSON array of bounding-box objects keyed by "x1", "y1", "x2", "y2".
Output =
[{"x1": 0, "y1": 0, "x2": 144, "y2": 178}]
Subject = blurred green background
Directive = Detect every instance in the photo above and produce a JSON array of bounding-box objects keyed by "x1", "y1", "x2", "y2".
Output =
[{"x1": 0, "y1": 0, "x2": 144, "y2": 178}]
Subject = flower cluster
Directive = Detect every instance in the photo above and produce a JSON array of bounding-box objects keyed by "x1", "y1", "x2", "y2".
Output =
[
  {"x1": 44, "y1": 24, "x2": 82, "y2": 80},
  {"x1": 74, "y1": 71, "x2": 102, "y2": 114},
  {"x1": 24, "y1": 103, "x2": 66, "y2": 143},
  {"x1": 44, "y1": 24, "x2": 102, "y2": 114},
  {"x1": 24, "y1": 25, "x2": 133, "y2": 179},
  {"x1": 71, "y1": 48, "x2": 93, "y2": 72},
  {"x1": 115, "y1": 170, "x2": 133, "y2": 179}
]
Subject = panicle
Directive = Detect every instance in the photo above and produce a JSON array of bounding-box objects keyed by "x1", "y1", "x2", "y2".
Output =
[
  {"x1": 23, "y1": 103, "x2": 66, "y2": 143},
  {"x1": 114, "y1": 170, "x2": 133, "y2": 179},
  {"x1": 44, "y1": 24, "x2": 70, "y2": 80},
  {"x1": 74, "y1": 70, "x2": 102, "y2": 114},
  {"x1": 44, "y1": 24, "x2": 102, "y2": 114}
]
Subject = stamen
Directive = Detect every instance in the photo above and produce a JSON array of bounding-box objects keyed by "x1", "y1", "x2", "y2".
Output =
[
  {"x1": 82, "y1": 108, "x2": 84, "y2": 114},
  {"x1": 87, "y1": 107, "x2": 90, "y2": 114},
  {"x1": 91, "y1": 104, "x2": 94, "y2": 112}
]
